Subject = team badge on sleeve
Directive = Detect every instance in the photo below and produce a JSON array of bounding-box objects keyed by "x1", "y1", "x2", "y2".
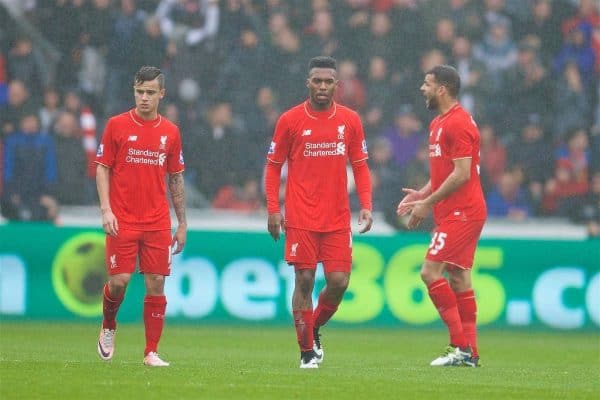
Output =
[
  {"x1": 96, "y1": 144, "x2": 104, "y2": 157},
  {"x1": 361, "y1": 140, "x2": 368, "y2": 154},
  {"x1": 179, "y1": 150, "x2": 185, "y2": 165},
  {"x1": 268, "y1": 141, "x2": 276, "y2": 155}
]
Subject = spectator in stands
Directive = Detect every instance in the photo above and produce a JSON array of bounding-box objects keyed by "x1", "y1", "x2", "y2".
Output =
[
  {"x1": 156, "y1": 0, "x2": 219, "y2": 47},
  {"x1": 556, "y1": 128, "x2": 590, "y2": 184},
  {"x1": 333, "y1": 59, "x2": 365, "y2": 111},
  {"x1": 479, "y1": 122, "x2": 507, "y2": 193},
  {"x1": 382, "y1": 104, "x2": 424, "y2": 169},
  {"x1": 1, "y1": 113, "x2": 58, "y2": 222},
  {"x1": 516, "y1": 0, "x2": 563, "y2": 65},
  {"x1": 431, "y1": 17, "x2": 457, "y2": 59},
  {"x1": 360, "y1": 12, "x2": 396, "y2": 67},
  {"x1": 39, "y1": 87, "x2": 61, "y2": 133},
  {"x1": 218, "y1": 25, "x2": 266, "y2": 113},
  {"x1": 508, "y1": 113, "x2": 553, "y2": 214},
  {"x1": 486, "y1": 169, "x2": 532, "y2": 220},
  {"x1": 51, "y1": 111, "x2": 90, "y2": 205},
  {"x1": 473, "y1": 15, "x2": 518, "y2": 91},
  {"x1": 1, "y1": 80, "x2": 37, "y2": 137},
  {"x1": 364, "y1": 56, "x2": 394, "y2": 138},
  {"x1": 63, "y1": 89, "x2": 98, "y2": 182},
  {"x1": 132, "y1": 16, "x2": 172, "y2": 70},
  {"x1": 554, "y1": 24, "x2": 597, "y2": 87},
  {"x1": 553, "y1": 61, "x2": 592, "y2": 140},
  {"x1": 267, "y1": 27, "x2": 306, "y2": 108},
  {"x1": 36, "y1": 0, "x2": 85, "y2": 89},
  {"x1": 244, "y1": 86, "x2": 281, "y2": 169},
  {"x1": 450, "y1": 35, "x2": 491, "y2": 120},
  {"x1": 6, "y1": 36, "x2": 45, "y2": 97},
  {"x1": 367, "y1": 136, "x2": 404, "y2": 229},
  {"x1": 212, "y1": 173, "x2": 263, "y2": 212},
  {"x1": 575, "y1": 171, "x2": 600, "y2": 237},
  {"x1": 78, "y1": 0, "x2": 113, "y2": 108},
  {"x1": 503, "y1": 41, "x2": 551, "y2": 132},
  {"x1": 304, "y1": 10, "x2": 340, "y2": 59},
  {"x1": 104, "y1": 0, "x2": 146, "y2": 115},
  {"x1": 389, "y1": 0, "x2": 427, "y2": 71},
  {"x1": 542, "y1": 158, "x2": 589, "y2": 216},
  {"x1": 190, "y1": 102, "x2": 248, "y2": 199}
]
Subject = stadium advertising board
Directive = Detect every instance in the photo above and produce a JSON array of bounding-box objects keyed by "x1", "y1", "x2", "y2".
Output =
[{"x1": 1, "y1": 224, "x2": 598, "y2": 330}]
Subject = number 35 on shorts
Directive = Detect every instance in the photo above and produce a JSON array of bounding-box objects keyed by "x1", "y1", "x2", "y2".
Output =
[{"x1": 428, "y1": 232, "x2": 447, "y2": 256}]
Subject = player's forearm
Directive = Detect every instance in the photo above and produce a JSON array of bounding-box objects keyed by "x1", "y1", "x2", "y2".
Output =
[
  {"x1": 351, "y1": 160, "x2": 372, "y2": 211},
  {"x1": 96, "y1": 164, "x2": 111, "y2": 212},
  {"x1": 169, "y1": 172, "x2": 187, "y2": 226},
  {"x1": 424, "y1": 172, "x2": 467, "y2": 206},
  {"x1": 418, "y1": 181, "x2": 432, "y2": 197},
  {"x1": 265, "y1": 161, "x2": 282, "y2": 214}
]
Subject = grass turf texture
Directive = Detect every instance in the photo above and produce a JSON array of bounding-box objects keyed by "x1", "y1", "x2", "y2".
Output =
[{"x1": 1, "y1": 323, "x2": 598, "y2": 400}]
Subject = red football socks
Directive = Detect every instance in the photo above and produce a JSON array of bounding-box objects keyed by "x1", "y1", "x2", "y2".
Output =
[
  {"x1": 457, "y1": 289, "x2": 478, "y2": 356},
  {"x1": 293, "y1": 309, "x2": 314, "y2": 352},
  {"x1": 313, "y1": 292, "x2": 339, "y2": 328},
  {"x1": 102, "y1": 284, "x2": 123, "y2": 330},
  {"x1": 427, "y1": 278, "x2": 468, "y2": 348},
  {"x1": 143, "y1": 295, "x2": 167, "y2": 355}
]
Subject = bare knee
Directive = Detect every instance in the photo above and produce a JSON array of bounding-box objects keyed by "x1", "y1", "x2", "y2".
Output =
[
  {"x1": 144, "y1": 274, "x2": 166, "y2": 296},
  {"x1": 325, "y1": 272, "x2": 349, "y2": 299},
  {"x1": 448, "y1": 270, "x2": 471, "y2": 292},
  {"x1": 295, "y1": 269, "x2": 315, "y2": 296},
  {"x1": 420, "y1": 262, "x2": 445, "y2": 286},
  {"x1": 108, "y1": 274, "x2": 131, "y2": 297}
]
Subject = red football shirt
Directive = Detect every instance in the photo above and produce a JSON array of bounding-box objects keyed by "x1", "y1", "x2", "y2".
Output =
[
  {"x1": 95, "y1": 110, "x2": 185, "y2": 230},
  {"x1": 428, "y1": 103, "x2": 487, "y2": 224},
  {"x1": 267, "y1": 101, "x2": 369, "y2": 232}
]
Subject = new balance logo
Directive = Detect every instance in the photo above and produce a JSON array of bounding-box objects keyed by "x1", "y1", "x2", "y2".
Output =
[
  {"x1": 128, "y1": 135, "x2": 138, "y2": 141},
  {"x1": 302, "y1": 129, "x2": 312, "y2": 136},
  {"x1": 151, "y1": 313, "x2": 164, "y2": 319}
]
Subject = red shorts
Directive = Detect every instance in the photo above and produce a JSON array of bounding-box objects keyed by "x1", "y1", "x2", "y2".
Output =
[
  {"x1": 425, "y1": 219, "x2": 485, "y2": 270},
  {"x1": 284, "y1": 227, "x2": 352, "y2": 273},
  {"x1": 105, "y1": 229, "x2": 173, "y2": 276}
]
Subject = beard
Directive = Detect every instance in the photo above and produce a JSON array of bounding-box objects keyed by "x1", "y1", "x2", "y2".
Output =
[{"x1": 425, "y1": 95, "x2": 439, "y2": 110}]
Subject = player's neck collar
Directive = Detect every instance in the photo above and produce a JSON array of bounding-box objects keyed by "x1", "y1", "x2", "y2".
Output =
[
  {"x1": 304, "y1": 100, "x2": 337, "y2": 120},
  {"x1": 129, "y1": 109, "x2": 162, "y2": 127},
  {"x1": 439, "y1": 102, "x2": 460, "y2": 118}
]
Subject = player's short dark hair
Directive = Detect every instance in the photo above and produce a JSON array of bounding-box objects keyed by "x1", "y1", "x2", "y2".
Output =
[
  {"x1": 426, "y1": 65, "x2": 460, "y2": 98},
  {"x1": 134, "y1": 66, "x2": 164, "y2": 89},
  {"x1": 308, "y1": 56, "x2": 337, "y2": 73}
]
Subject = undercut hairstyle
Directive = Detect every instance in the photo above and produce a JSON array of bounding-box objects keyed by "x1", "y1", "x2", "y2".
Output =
[
  {"x1": 134, "y1": 66, "x2": 165, "y2": 89},
  {"x1": 308, "y1": 56, "x2": 337, "y2": 73},
  {"x1": 426, "y1": 65, "x2": 460, "y2": 98}
]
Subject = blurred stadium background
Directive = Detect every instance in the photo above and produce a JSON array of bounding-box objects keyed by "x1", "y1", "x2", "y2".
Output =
[{"x1": 0, "y1": 0, "x2": 598, "y2": 398}]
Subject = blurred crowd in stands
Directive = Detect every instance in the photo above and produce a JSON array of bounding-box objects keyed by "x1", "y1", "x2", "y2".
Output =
[{"x1": 0, "y1": 0, "x2": 599, "y2": 235}]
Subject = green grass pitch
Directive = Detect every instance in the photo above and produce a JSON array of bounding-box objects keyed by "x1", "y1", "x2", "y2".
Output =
[{"x1": 1, "y1": 322, "x2": 598, "y2": 399}]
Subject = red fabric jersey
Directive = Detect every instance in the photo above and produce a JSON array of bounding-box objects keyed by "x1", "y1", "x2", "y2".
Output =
[
  {"x1": 95, "y1": 110, "x2": 184, "y2": 230},
  {"x1": 428, "y1": 104, "x2": 486, "y2": 224},
  {"x1": 267, "y1": 101, "x2": 369, "y2": 232}
]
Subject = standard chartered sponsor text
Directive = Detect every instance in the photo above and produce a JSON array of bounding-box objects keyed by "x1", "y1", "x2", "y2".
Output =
[
  {"x1": 304, "y1": 142, "x2": 344, "y2": 157},
  {"x1": 126, "y1": 148, "x2": 161, "y2": 165}
]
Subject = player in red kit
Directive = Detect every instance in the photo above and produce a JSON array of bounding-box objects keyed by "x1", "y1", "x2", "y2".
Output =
[
  {"x1": 95, "y1": 66, "x2": 187, "y2": 367},
  {"x1": 265, "y1": 56, "x2": 374, "y2": 368},
  {"x1": 397, "y1": 65, "x2": 486, "y2": 367}
]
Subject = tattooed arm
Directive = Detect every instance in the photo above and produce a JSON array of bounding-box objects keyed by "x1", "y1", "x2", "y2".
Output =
[{"x1": 168, "y1": 172, "x2": 187, "y2": 254}]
